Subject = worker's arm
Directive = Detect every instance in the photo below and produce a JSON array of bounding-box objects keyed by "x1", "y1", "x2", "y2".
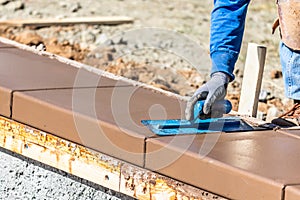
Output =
[
  {"x1": 185, "y1": 0, "x2": 250, "y2": 120},
  {"x1": 210, "y1": 0, "x2": 250, "y2": 80}
]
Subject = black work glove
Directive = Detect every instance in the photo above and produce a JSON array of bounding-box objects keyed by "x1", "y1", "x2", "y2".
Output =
[{"x1": 185, "y1": 72, "x2": 230, "y2": 120}]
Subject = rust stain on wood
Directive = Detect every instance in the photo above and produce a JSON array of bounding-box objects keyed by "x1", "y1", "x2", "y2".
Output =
[
  {"x1": 69, "y1": 157, "x2": 75, "y2": 174},
  {"x1": 120, "y1": 164, "x2": 226, "y2": 200},
  {"x1": 0, "y1": 116, "x2": 121, "y2": 192}
]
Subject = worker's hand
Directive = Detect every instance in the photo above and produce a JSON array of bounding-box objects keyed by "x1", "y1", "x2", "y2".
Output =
[{"x1": 185, "y1": 72, "x2": 230, "y2": 120}]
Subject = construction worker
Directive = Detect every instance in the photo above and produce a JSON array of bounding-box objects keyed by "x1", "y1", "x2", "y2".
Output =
[{"x1": 185, "y1": 0, "x2": 300, "y2": 125}]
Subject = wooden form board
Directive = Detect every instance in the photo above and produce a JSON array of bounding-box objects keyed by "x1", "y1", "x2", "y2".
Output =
[
  {"x1": 0, "y1": 16, "x2": 134, "y2": 27},
  {"x1": 0, "y1": 115, "x2": 225, "y2": 200},
  {"x1": 238, "y1": 43, "x2": 267, "y2": 117}
]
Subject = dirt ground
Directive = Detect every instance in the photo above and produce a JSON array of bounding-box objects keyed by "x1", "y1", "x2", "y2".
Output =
[{"x1": 0, "y1": 0, "x2": 291, "y2": 120}]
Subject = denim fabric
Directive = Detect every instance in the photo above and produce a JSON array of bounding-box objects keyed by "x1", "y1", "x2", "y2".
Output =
[
  {"x1": 280, "y1": 42, "x2": 300, "y2": 100},
  {"x1": 210, "y1": 0, "x2": 250, "y2": 80}
]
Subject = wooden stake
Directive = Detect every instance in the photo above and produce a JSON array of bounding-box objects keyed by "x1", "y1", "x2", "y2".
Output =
[
  {"x1": 0, "y1": 16, "x2": 134, "y2": 27},
  {"x1": 238, "y1": 43, "x2": 267, "y2": 117}
]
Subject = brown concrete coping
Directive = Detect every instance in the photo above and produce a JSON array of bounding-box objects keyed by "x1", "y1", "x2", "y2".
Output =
[
  {"x1": 276, "y1": 128, "x2": 300, "y2": 140},
  {"x1": 285, "y1": 185, "x2": 300, "y2": 200},
  {"x1": 0, "y1": 42, "x2": 14, "y2": 48},
  {"x1": 0, "y1": 48, "x2": 129, "y2": 89},
  {"x1": 12, "y1": 87, "x2": 185, "y2": 166},
  {"x1": 0, "y1": 87, "x2": 12, "y2": 117},
  {"x1": 145, "y1": 131, "x2": 300, "y2": 200},
  {"x1": 0, "y1": 47, "x2": 130, "y2": 117}
]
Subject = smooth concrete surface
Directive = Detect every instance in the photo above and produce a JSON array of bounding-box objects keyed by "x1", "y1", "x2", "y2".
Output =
[
  {"x1": 0, "y1": 86, "x2": 12, "y2": 117},
  {"x1": 0, "y1": 47, "x2": 130, "y2": 117},
  {"x1": 0, "y1": 42, "x2": 14, "y2": 48},
  {"x1": 146, "y1": 131, "x2": 300, "y2": 200},
  {"x1": 285, "y1": 185, "x2": 300, "y2": 200},
  {"x1": 12, "y1": 87, "x2": 185, "y2": 166},
  {"x1": 277, "y1": 129, "x2": 300, "y2": 140},
  {"x1": 0, "y1": 48, "x2": 129, "y2": 90}
]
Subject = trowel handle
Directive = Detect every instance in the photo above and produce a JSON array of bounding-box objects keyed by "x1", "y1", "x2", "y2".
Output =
[{"x1": 194, "y1": 99, "x2": 232, "y2": 119}]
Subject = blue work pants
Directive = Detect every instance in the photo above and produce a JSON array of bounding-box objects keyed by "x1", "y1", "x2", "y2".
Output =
[{"x1": 280, "y1": 42, "x2": 300, "y2": 100}]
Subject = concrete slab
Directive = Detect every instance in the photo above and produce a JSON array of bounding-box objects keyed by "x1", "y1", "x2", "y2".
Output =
[
  {"x1": 12, "y1": 87, "x2": 185, "y2": 166},
  {"x1": 0, "y1": 47, "x2": 130, "y2": 117},
  {"x1": 285, "y1": 185, "x2": 300, "y2": 200},
  {"x1": 0, "y1": 42, "x2": 14, "y2": 48},
  {"x1": 145, "y1": 131, "x2": 300, "y2": 200},
  {"x1": 0, "y1": 48, "x2": 129, "y2": 90},
  {"x1": 0, "y1": 87, "x2": 12, "y2": 117},
  {"x1": 276, "y1": 129, "x2": 300, "y2": 140}
]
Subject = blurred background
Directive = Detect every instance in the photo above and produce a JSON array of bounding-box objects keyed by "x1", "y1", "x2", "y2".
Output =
[{"x1": 0, "y1": 0, "x2": 285, "y2": 120}]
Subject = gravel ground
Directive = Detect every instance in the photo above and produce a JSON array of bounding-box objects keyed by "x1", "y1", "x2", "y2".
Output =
[
  {"x1": 0, "y1": 147, "x2": 133, "y2": 200},
  {"x1": 0, "y1": 0, "x2": 293, "y2": 199}
]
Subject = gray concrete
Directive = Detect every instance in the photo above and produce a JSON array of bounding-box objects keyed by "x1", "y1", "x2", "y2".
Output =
[{"x1": 0, "y1": 147, "x2": 134, "y2": 200}]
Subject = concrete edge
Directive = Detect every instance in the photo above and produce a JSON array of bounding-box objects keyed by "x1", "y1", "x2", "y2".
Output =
[{"x1": 0, "y1": 36, "x2": 188, "y2": 102}]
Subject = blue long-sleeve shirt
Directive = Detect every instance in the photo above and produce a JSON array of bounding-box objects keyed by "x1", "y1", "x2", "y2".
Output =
[{"x1": 210, "y1": 0, "x2": 250, "y2": 80}]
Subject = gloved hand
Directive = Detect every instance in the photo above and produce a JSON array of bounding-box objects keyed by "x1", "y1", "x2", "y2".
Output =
[{"x1": 185, "y1": 72, "x2": 230, "y2": 120}]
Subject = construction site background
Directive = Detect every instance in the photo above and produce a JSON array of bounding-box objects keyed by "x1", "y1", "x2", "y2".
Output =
[{"x1": 0, "y1": 0, "x2": 286, "y2": 199}]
